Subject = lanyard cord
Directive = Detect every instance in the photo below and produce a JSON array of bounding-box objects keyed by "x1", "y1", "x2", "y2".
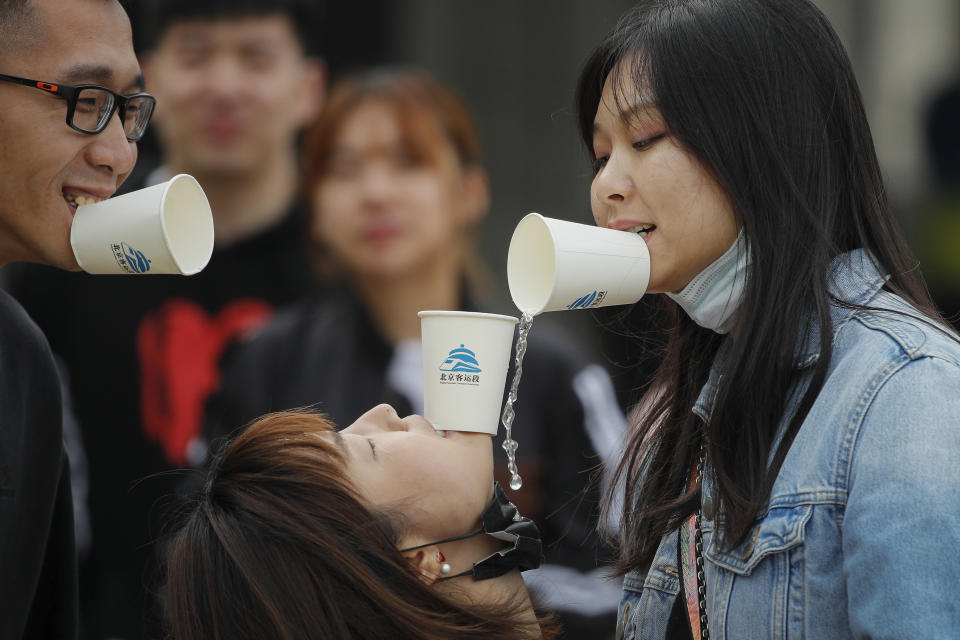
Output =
[{"x1": 693, "y1": 442, "x2": 711, "y2": 639}]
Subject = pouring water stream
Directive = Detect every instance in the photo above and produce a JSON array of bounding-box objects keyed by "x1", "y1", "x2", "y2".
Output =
[{"x1": 500, "y1": 312, "x2": 534, "y2": 490}]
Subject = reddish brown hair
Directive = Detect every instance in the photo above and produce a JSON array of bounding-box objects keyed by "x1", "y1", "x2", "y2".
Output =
[
  {"x1": 164, "y1": 410, "x2": 555, "y2": 639},
  {"x1": 302, "y1": 67, "x2": 482, "y2": 192}
]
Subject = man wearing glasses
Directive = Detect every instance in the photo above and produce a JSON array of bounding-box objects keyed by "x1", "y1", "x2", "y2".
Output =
[
  {"x1": 3, "y1": 1, "x2": 323, "y2": 636},
  {"x1": 0, "y1": 0, "x2": 153, "y2": 637}
]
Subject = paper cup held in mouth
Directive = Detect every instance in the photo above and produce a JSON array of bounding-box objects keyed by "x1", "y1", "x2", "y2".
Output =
[
  {"x1": 507, "y1": 212, "x2": 650, "y2": 315},
  {"x1": 419, "y1": 310, "x2": 518, "y2": 435},
  {"x1": 70, "y1": 173, "x2": 214, "y2": 275}
]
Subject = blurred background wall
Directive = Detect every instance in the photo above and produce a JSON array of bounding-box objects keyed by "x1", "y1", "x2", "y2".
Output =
[{"x1": 818, "y1": 0, "x2": 959, "y2": 206}]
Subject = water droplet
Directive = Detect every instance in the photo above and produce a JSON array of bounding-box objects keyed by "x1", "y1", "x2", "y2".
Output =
[{"x1": 509, "y1": 476, "x2": 523, "y2": 491}]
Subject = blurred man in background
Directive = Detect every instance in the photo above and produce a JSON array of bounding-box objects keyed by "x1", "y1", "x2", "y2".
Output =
[{"x1": 3, "y1": 1, "x2": 324, "y2": 636}]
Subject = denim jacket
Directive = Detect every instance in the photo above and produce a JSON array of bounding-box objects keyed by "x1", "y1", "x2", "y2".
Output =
[{"x1": 617, "y1": 250, "x2": 960, "y2": 639}]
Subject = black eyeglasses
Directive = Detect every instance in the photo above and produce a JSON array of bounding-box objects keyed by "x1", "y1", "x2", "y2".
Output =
[{"x1": 0, "y1": 73, "x2": 156, "y2": 142}]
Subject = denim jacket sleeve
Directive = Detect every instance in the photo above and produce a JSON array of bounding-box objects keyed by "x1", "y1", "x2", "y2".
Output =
[{"x1": 843, "y1": 353, "x2": 960, "y2": 638}]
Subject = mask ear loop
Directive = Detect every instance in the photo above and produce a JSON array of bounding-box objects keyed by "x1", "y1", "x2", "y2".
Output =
[
  {"x1": 398, "y1": 482, "x2": 543, "y2": 582},
  {"x1": 398, "y1": 528, "x2": 484, "y2": 553}
]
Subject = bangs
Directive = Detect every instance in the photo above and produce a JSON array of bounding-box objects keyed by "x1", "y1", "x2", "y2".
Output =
[
  {"x1": 576, "y1": 30, "x2": 661, "y2": 150},
  {"x1": 377, "y1": 95, "x2": 456, "y2": 169},
  {"x1": 303, "y1": 68, "x2": 481, "y2": 188},
  {"x1": 607, "y1": 53, "x2": 661, "y2": 128}
]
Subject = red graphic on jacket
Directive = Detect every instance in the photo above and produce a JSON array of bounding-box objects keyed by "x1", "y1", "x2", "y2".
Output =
[{"x1": 137, "y1": 299, "x2": 273, "y2": 465}]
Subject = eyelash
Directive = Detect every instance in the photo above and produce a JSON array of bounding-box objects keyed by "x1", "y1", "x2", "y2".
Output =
[
  {"x1": 367, "y1": 438, "x2": 376, "y2": 455},
  {"x1": 592, "y1": 134, "x2": 665, "y2": 174}
]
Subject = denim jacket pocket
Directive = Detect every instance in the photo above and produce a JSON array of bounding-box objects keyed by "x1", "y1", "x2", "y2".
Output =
[
  {"x1": 617, "y1": 562, "x2": 679, "y2": 640},
  {"x1": 705, "y1": 504, "x2": 812, "y2": 575},
  {"x1": 702, "y1": 504, "x2": 813, "y2": 639},
  {"x1": 617, "y1": 569, "x2": 644, "y2": 640}
]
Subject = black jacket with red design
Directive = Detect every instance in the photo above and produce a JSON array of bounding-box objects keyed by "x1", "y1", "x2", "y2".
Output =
[{"x1": 2, "y1": 197, "x2": 315, "y2": 639}]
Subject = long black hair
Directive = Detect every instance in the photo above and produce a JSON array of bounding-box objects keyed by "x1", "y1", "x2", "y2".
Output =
[{"x1": 576, "y1": 0, "x2": 942, "y2": 572}]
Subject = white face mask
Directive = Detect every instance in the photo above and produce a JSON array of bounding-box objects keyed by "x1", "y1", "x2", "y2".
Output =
[{"x1": 665, "y1": 230, "x2": 751, "y2": 334}]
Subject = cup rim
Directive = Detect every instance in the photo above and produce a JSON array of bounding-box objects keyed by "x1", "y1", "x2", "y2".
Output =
[
  {"x1": 418, "y1": 310, "x2": 519, "y2": 324},
  {"x1": 158, "y1": 173, "x2": 214, "y2": 275},
  {"x1": 507, "y1": 212, "x2": 560, "y2": 315}
]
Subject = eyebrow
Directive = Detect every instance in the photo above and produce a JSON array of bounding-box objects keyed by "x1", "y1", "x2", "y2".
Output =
[
  {"x1": 61, "y1": 63, "x2": 145, "y2": 93},
  {"x1": 624, "y1": 101, "x2": 658, "y2": 119},
  {"x1": 593, "y1": 100, "x2": 660, "y2": 133}
]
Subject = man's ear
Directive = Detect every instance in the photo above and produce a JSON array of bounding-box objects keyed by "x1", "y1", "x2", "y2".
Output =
[
  {"x1": 295, "y1": 58, "x2": 327, "y2": 128},
  {"x1": 140, "y1": 53, "x2": 154, "y2": 84},
  {"x1": 399, "y1": 545, "x2": 443, "y2": 586},
  {"x1": 139, "y1": 54, "x2": 164, "y2": 125}
]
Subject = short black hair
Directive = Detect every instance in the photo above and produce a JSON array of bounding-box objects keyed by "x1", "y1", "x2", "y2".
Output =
[
  {"x1": 136, "y1": 0, "x2": 323, "y2": 56},
  {"x1": 0, "y1": 0, "x2": 31, "y2": 18},
  {"x1": 0, "y1": 0, "x2": 38, "y2": 56}
]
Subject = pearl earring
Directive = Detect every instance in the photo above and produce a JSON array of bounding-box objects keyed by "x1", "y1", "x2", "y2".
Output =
[{"x1": 437, "y1": 550, "x2": 451, "y2": 575}]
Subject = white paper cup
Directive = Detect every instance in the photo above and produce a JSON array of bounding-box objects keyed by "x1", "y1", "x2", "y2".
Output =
[
  {"x1": 70, "y1": 173, "x2": 214, "y2": 275},
  {"x1": 419, "y1": 311, "x2": 518, "y2": 435},
  {"x1": 507, "y1": 212, "x2": 650, "y2": 314}
]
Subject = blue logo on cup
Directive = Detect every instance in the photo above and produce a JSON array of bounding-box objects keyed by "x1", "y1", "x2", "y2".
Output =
[
  {"x1": 121, "y1": 242, "x2": 152, "y2": 273},
  {"x1": 566, "y1": 290, "x2": 608, "y2": 310},
  {"x1": 567, "y1": 290, "x2": 598, "y2": 310},
  {"x1": 439, "y1": 344, "x2": 482, "y2": 373}
]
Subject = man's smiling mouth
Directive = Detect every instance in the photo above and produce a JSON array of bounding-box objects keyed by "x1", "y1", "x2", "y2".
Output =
[{"x1": 63, "y1": 192, "x2": 106, "y2": 208}]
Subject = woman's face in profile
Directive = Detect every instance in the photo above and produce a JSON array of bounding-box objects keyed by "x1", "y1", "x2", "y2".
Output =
[
  {"x1": 589, "y1": 67, "x2": 740, "y2": 294},
  {"x1": 312, "y1": 101, "x2": 472, "y2": 281},
  {"x1": 335, "y1": 404, "x2": 494, "y2": 546}
]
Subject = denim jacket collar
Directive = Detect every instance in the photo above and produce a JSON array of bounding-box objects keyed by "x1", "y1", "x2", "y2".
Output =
[{"x1": 692, "y1": 248, "x2": 886, "y2": 424}]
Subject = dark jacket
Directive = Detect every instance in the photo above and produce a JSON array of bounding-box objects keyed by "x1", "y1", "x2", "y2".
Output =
[{"x1": 0, "y1": 290, "x2": 78, "y2": 640}]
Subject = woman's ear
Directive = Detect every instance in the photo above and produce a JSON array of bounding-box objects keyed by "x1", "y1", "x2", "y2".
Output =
[
  {"x1": 400, "y1": 545, "x2": 444, "y2": 586},
  {"x1": 457, "y1": 167, "x2": 490, "y2": 227}
]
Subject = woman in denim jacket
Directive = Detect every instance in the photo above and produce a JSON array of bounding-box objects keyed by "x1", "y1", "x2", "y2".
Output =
[{"x1": 575, "y1": 1, "x2": 960, "y2": 638}]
